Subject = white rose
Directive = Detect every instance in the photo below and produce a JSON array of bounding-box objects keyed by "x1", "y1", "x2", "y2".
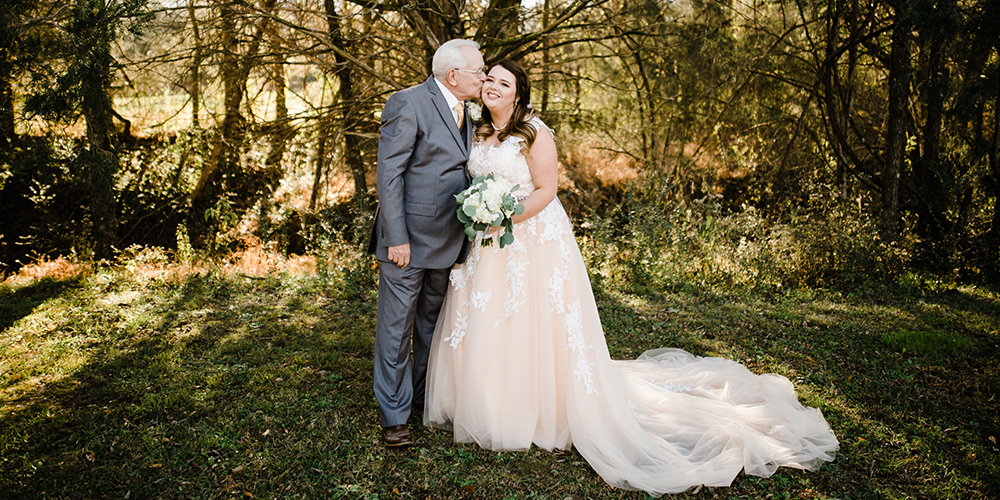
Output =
[
  {"x1": 483, "y1": 190, "x2": 503, "y2": 214},
  {"x1": 467, "y1": 195, "x2": 495, "y2": 224},
  {"x1": 466, "y1": 101, "x2": 482, "y2": 122}
]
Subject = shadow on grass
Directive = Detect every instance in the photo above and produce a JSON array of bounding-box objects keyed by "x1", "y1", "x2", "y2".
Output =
[
  {"x1": 745, "y1": 293, "x2": 997, "y2": 498},
  {"x1": 0, "y1": 276, "x2": 82, "y2": 333},
  {"x1": 0, "y1": 270, "x2": 382, "y2": 499},
  {"x1": 2, "y1": 268, "x2": 998, "y2": 499},
  {"x1": 0, "y1": 268, "x2": 621, "y2": 499}
]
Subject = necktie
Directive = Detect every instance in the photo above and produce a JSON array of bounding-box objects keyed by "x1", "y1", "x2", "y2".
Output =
[{"x1": 454, "y1": 102, "x2": 464, "y2": 129}]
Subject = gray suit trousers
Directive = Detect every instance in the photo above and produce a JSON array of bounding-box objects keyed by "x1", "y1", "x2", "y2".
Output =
[{"x1": 373, "y1": 262, "x2": 451, "y2": 427}]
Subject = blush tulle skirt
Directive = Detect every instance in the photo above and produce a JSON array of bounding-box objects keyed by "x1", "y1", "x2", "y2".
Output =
[{"x1": 425, "y1": 199, "x2": 838, "y2": 495}]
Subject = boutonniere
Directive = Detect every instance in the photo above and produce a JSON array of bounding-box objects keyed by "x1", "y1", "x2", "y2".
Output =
[{"x1": 466, "y1": 101, "x2": 482, "y2": 123}]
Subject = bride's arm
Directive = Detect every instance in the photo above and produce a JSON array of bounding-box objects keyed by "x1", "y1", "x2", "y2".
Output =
[{"x1": 511, "y1": 126, "x2": 558, "y2": 224}]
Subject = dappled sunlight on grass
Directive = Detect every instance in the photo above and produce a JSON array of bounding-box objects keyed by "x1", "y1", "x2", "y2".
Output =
[
  {"x1": 1, "y1": 253, "x2": 383, "y2": 497},
  {"x1": 1, "y1": 247, "x2": 997, "y2": 498},
  {"x1": 1, "y1": 281, "x2": 99, "y2": 412}
]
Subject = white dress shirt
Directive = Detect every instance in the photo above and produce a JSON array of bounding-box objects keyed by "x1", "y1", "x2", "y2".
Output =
[{"x1": 434, "y1": 77, "x2": 463, "y2": 124}]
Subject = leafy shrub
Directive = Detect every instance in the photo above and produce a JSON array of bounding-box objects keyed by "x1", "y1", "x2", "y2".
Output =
[
  {"x1": 116, "y1": 131, "x2": 207, "y2": 251},
  {"x1": 580, "y1": 192, "x2": 912, "y2": 294},
  {"x1": 0, "y1": 136, "x2": 91, "y2": 274}
]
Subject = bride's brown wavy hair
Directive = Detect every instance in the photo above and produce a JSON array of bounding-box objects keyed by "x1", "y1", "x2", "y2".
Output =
[{"x1": 474, "y1": 60, "x2": 537, "y2": 150}]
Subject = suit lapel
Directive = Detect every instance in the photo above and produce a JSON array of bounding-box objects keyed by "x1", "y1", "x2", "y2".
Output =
[
  {"x1": 463, "y1": 106, "x2": 474, "y2": 152},
  {"x1": 425, "y1": 76, "x2": 468, "y2": 156}
]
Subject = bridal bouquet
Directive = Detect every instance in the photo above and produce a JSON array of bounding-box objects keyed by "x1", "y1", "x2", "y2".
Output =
[{"x1": 455, "y1": 173, "x2": 525, "y2": 248}]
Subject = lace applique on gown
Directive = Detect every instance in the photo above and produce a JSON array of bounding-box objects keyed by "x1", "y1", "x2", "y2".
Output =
[{"x1": 424, "y1": 117, "x2": 838, "y2": 495}]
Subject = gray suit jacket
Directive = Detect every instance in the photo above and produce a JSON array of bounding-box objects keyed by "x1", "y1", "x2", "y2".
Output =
[{"x1": 368, "y1": 76, "x2": 473, "y2": 268}]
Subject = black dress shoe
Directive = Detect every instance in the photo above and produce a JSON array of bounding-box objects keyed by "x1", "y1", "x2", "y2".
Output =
[{"x1": 382, "y1": 424, "x2": 411, "y2": 447}]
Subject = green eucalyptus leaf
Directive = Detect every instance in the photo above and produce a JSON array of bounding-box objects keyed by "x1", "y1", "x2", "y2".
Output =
[{"x1": 499, "y1": 231, "x2": 514, "y2": 247}]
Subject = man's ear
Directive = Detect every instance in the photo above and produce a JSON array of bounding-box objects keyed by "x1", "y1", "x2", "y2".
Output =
[{"x1": 446, "y1": 69, "x2": 458, "y2": 87}]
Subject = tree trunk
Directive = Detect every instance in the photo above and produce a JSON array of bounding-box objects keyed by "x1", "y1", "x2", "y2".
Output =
[
  {"x1": 842, "y1": 18, "x2": 858, "y2": 204},
  {"x1": 396, "y1": 0, "x2": 465, "y2": 71},
  {"x1": 188, "y1": 0, "x2": 273, "y2": 247},
  {"x1": 826, "y1": 0, "x2": 861, "y2": 204},
  {"x1": 823, "y1": 5, "x2": 850, "y2": 202},
  {"x1": 188, "y1": 0, "x2": 247, "y2": 246},
  {"x1": 71, "y1": 0, "x2": 120, "y2": 261},
  {"x1": 187, "y1": 1, "x2": 203, "y2": 129},
  {"x1": 539, "y1": 0, "x2": 551, "y2": 116},
  {"x1": 628, "y1": 36, "x2": 655, "y2": 168},
  {"x1": 81, "y1": 63, "x2": 119, "y2": 261},
  {"x1": 988, "y1": 94, "x2": 1000, "y2": 275},
  {"x1": 476, "y1": 0, "x2": 520, "y2": 58},
  {"x1": 258, "y1": 0, "x2": 292, "y2": 236},
  {"x1": 309, "y1": 122, "x2": 330, "y2": 211},
  {"x1": 821, "y1": 0, "x2": 881, "y2": 197},
  {"x1": 325, "y1": 0, "x2": 367, "y2": 210},
  {"x1": 0, "y1": 8, "x2": 14, "y2": 150},
  {"x1": 913, "y1": 0, "x2": 954, "y2": 243},
  {"x1": 262, "y1": 0, "x2": 290, "y2": 179},
  {"x1": 0, "y1": 74, "x2": 13, "y2": 150},
  {"x1": 263, "y1": 46, "x2": 291, "y2": 175},
  {"x1": 882, "y1": 3, "x2": 912, "y2": 240}
]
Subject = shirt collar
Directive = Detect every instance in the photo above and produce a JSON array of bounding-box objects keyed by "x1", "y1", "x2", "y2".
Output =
[{"x1": 434, "y1": 77, "x2": 462, "y2": 110}]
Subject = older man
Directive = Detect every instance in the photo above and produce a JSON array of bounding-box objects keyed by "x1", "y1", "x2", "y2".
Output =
[{"x1": 368, "y1": 39, "x2": 486, "y2": 446}]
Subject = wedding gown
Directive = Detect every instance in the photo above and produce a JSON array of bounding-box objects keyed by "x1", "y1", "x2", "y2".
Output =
[{"x1": 424, "y1": 118, "x2": 838, "y2": 495}]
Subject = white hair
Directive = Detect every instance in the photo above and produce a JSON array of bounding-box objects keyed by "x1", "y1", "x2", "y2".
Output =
[{"x1": 432, "y1": 39, "x2": 481, "y2": 80}]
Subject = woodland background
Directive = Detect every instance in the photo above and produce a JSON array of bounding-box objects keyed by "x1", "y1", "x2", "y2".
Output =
[
  {"x1": 2, "y1": 2, "x2": 1000, "y2": 499},
  {"x1": 1, "y1": 0, "x2": 998, "y2": 284}
]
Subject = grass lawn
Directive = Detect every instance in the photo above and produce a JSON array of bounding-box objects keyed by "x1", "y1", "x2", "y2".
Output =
[{"x1": 1, "y1": 253, "x2": 998, "y2": 499}]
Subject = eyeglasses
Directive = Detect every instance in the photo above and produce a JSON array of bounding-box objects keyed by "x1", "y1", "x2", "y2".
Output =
[{"x1": 455, "y1": 67, "x2": 487, "y2": 76}]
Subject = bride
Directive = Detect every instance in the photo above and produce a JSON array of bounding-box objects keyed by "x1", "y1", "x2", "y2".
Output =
[{"x1": 423, "y1": 59, "x2": 838, "y2": 495}]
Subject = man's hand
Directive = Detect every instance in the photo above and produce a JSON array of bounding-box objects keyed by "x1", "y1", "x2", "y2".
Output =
[{"x1": 387, "y1": 243, "x2": 410, "y2": 268}]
